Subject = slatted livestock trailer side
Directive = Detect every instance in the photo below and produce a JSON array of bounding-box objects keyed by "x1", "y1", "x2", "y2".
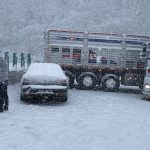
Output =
[{"x1": 44, "y1": 29, "x2": 150, "y2": 91}]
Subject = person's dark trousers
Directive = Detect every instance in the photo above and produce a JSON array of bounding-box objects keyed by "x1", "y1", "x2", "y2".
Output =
[{"x1": 0, "y1": 82, "x2": 9, "y2": 112}]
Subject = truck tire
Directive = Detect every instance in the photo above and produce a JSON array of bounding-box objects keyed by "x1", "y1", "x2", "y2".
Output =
[
  {"x1": 64, "y1": 71, "x2": 75, "y2": 89},
  {"x1": 78, "y1": 72, "x2": 97, "y2": 90},
  {"x1": 102, "y1": 76, "x2": 120, "y2": 92}
]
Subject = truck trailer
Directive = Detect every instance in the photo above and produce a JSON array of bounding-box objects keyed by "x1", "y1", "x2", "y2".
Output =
[{"x1": 44, "y1": 29, "x2": 150, "y2": 92}]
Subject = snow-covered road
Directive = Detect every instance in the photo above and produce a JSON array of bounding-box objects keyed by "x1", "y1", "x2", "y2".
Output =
[{"x1": 1, "y1": 84, "x2": 150, "y2": 150}]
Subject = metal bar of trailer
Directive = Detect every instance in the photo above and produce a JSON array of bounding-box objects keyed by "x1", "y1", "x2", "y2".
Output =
[{"x1": 48, "y1": 29, "x2": 150, "y2": 40}]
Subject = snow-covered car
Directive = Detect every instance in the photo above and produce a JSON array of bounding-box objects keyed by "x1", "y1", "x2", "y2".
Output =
[{"x1": 20, "y1": 63, "x2": 68, "y2": 103}]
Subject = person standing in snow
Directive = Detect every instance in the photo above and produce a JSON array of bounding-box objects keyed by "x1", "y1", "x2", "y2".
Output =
[{"x1": 0, "y1": 57, "x2": 9, "y2": 112}]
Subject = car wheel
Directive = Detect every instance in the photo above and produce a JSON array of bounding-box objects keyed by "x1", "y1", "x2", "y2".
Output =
[
  {"x1": 141, "y1": 94, "x2": 146, "y2": 100},
  {"x1": 20, "y1": 95, "x2": 26, "y2": 101},
  {"x1": 61, "y1": 96, "x2": 68, "y2": 102},
  {"x1": 78, "y1": 72, "x2": 97, "y2": 90},
  {"x1": 141, "y1": 94, "x2": 150, "y2": 101},
  {"x1": 20, "y1": 95, "x2": 31, "y2": 102},
  {"x1": 102, "y1": 76, "x2": 120, "y2": 92}
]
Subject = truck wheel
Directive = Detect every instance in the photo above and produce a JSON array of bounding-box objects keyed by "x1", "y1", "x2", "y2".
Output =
[
  {"x1": 64, "y1": 71, "x2": 75, "y2": 89},
  {"x1": 78, "y1": 72, "x2": 97, "y2": 90},
  {"x1": 102, "y1": 76, "x2": 120, "y2": 92}
]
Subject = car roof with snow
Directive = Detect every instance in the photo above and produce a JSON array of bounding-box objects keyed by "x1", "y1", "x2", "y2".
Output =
[{"x1": 22, "y1": 63, "x2": 67, "y2": 80}]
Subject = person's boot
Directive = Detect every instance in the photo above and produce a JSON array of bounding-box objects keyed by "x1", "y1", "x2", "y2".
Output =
[
  {"x1": 4, "y1": 105, "x2": 8, "y2": 111},
  {"x1": 0, "y1": 108, "x2": 4, "y2": 112}
]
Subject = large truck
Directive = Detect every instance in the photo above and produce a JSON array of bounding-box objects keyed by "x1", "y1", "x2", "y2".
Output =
[{"x1": 44, "y1": 29, "x2": 150, "y2": 92}]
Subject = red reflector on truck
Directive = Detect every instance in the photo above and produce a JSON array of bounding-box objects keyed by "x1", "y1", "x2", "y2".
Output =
[{"x1": 148, "y1": 69, "x2": 150, "y2": 74}]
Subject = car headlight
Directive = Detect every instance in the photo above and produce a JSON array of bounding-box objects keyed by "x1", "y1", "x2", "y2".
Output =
[{"x1": 144, "y1": 84, "x2": 150, "y2": 89}]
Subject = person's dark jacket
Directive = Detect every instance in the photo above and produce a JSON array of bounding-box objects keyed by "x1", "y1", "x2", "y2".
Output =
[{"x1": 0, "y1": 57, "x2": 8, "y2": 83}]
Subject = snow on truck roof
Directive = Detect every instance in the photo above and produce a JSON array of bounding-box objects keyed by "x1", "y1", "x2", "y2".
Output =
[{"x1": 23, "y1": 63, "x2": 67, "y2": 80}]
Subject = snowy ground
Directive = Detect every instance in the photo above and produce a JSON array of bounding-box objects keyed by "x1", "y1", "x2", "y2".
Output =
[{"x1": 1, "y1": 84, "x2": 150, "y2": 150}]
